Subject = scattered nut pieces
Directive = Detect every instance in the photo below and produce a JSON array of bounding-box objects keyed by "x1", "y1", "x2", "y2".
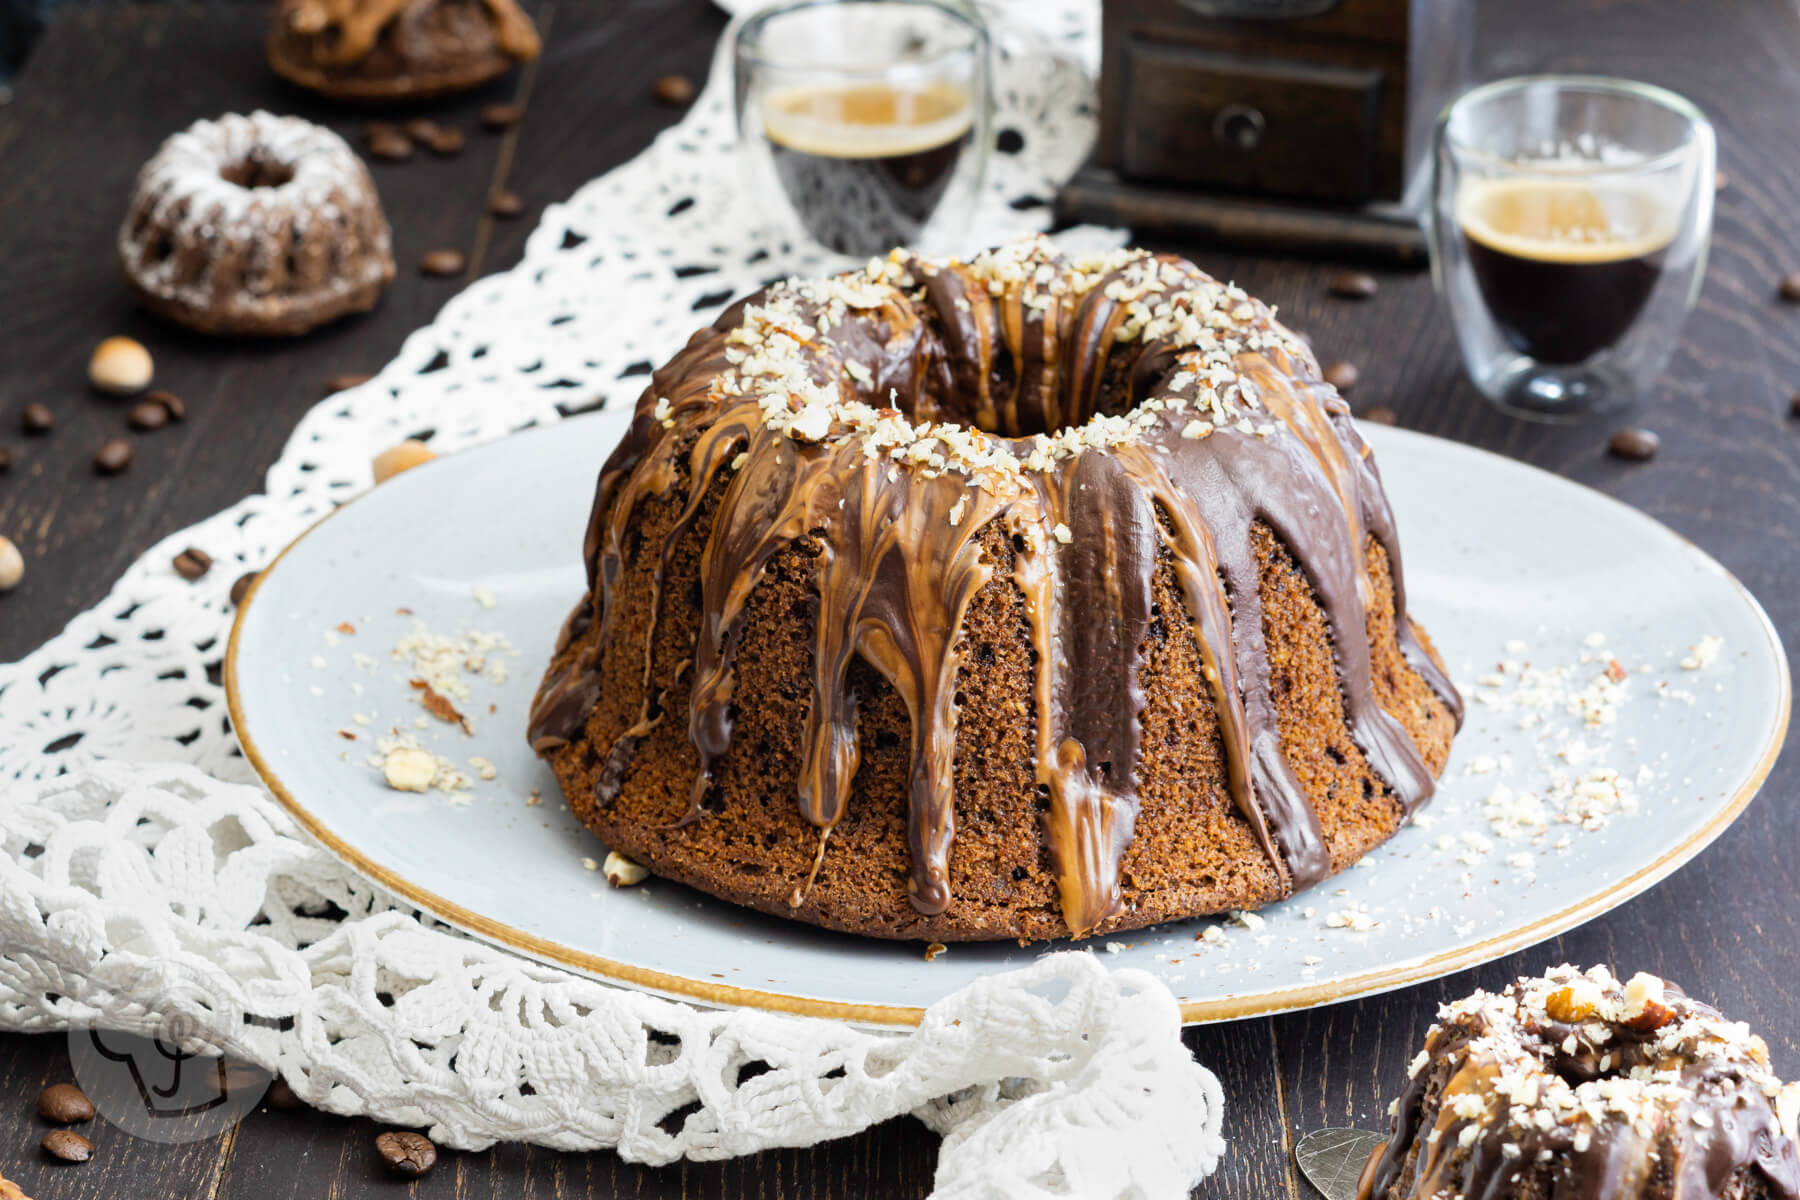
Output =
[
  {"x1": 374, "y1": 1130, "x2": 438, "y2": 1179},
  {"x1": 40, "y1": 1129, "x2": 92, "y2": 1164},
  {"x1": 420, "y1": 248, "x2": 467, "y2": 277},
  {"x1": 172, "y1": 547, "x2": 213, "y2": 582},
  {"x1": 1608, "y1": 427, "x2": 1660, "y2": 462},
  {"x1": 403, "y1": 118, "x2": 442, "y2": 143},
  {"x1": 382, "y1": 746, "x2": 439, "y2": 793},
  {"x1": 410, "y1": 678, "x2": 472, "y2": 733},
  {"x1": 327, "y1": 373, "x2": 374, "y2": 395},
  {"x1": 0, "y1": 1170, "x2": 30, "y2": 1199},
  {"x1": 93, "y1": 438, "x2": 134, "y2": 476},
  {"x1": 481, "y1": 102, "x2": 526, "y2": 130},
  {"x1": 488, "y1": 190, "x2": 524, "y2": 218},
  {"x1": 1328, "y1": 271, "x2": 1378, "y2": 300},
  {"x1": 373, "y1": 439, "x2": 437, "y2": 483},
  {"x1": 1621, "y1": 971, "x2": 1676, "y2": 1030},
  {"x1": 1543, "y1": 979, "x2": 1602, "y2": 1023},
  {"x1": 1322, "y1": 360, "x2": 1359, "y2": 392},
  {"x1": 230, "y1": 570, "x2": 259, "y2": 606},
  {"x1": 924, "y1": 941, "x2": 947, "y2": 961},
  {"x1": 37, "y1": 1083, "x2": 94, "y2": 1124},
  {"x1": 88, "y1": 336, "x2": 154, "y2": 395},
  {"x1": 603, "y1": 850, "x2": 649, "y2": 887},
  {"x1": 652, "y1": 73, "x2": 696, "y2": 105},
  {"x1": 21, "y1": 403, "x2": 54, "y2": 435},
  {"x1": 1360, "y1": 406, "x2": 1397, "y2": 426},
  {"x1": 0, "y1": 536, "x2": 22, "y2": 592}
]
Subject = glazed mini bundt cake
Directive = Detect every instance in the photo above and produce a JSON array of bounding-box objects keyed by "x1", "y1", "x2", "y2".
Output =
[
  {"x1": 268, "y1": 0, "x2": 541, "y2": 101},
  {"x1": 529, "y1": 237, "x2": 1462, "y2": 942},
  {"x1": 119, "y1": 112, "x2": 395, "y2": 336},
  {"x1": 1359, "y1": 965, "x2": 1800, "y2": 1200}
]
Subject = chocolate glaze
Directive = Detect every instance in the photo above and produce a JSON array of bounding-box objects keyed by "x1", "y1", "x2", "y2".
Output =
[
  {"x1": 1360, "y1": 973, "x2": 1800, "y2": 1200},
  {"x1": 528, "y1": 244, "x2": 1462, "y2": 935}
]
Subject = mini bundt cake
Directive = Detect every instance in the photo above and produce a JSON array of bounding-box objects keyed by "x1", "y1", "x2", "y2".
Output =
[
  {"x1": 529, "y1": 238, "x2": 1462, "y2": 942},
  {"x1": 268, "y1": 0, "x2": 541, "y2": 101},
  {"x1": 1359, "y1": 965, "x2": 1800, "y2": 1200},
  {"x1": 118, "y1": 111, "x2": 395, "y2": 336}
]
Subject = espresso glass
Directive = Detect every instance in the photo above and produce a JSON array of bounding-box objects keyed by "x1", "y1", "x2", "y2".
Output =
[
  {"x1": 1430, "y1": 76, "x2": 1715, "y2": 421},
  {"x1": 733, "y1": 0, "x2": 991, "y2": 259}
]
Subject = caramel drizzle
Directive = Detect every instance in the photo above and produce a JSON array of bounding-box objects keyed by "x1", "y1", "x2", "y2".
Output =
[
  {"x1": 284, "y1": 0, "x2": 540, "y2": 66},
  {"x1": 528, "y1": 249, "x2": 1462, "y2": 935}
]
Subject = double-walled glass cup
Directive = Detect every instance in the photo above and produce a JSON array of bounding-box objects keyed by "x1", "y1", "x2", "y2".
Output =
[
  {"x1": 1430, "y1": 76, "x2": 1715, "y2": 421},
  {"x1": 733, "y1": 0, "x2": 991, "y2": 259}
]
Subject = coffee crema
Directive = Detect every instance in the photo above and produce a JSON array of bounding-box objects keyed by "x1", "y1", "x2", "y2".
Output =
[
  {"x1": 1457, "y1": 177, "x2": 1678, "y2": 365},
  {"x1": 762, "y1": 81, "x2": 974, "y2": 255}
]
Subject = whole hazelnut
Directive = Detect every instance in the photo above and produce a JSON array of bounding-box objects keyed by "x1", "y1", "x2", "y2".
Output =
[
  {"x1": 88, "y1": 336, "x2": 154, "y2": 396},
  {"x1": 0, "y1": 536, "x2": 22, "y2": 592}
]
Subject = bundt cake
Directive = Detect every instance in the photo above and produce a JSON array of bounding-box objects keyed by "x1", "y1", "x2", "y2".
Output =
[
  {"x1": 1358, "y1": 965, "x2": 1800, "y2": 1200},
  {"x1": 267, "y1": 0, "x2": 541, "y2": 101},
  {"x1": 118, "y1": 111, "x2": 395, "y2": 336},
  {"x1": 528, "y1": 238, "x2": 1462, "y2": 942}
]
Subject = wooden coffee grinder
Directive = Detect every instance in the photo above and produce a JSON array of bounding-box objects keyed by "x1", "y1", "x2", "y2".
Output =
[{"x1": 1056, "y1": 0, "x2": 1472, "y2": 264}]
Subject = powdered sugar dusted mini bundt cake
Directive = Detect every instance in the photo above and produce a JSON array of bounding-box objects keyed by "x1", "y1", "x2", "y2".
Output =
[
  {"x1": 118, "y1": 111, "x2": 395, "y2": 336},
  {"x1": 529, "y1": 238, "x2": 1462, "y2": 942},
  {"x1": 1360, "y1": 965, "x2": 1800, "y2": 1200}
]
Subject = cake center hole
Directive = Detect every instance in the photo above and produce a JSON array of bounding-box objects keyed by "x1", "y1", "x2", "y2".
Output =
[{"x1": 220, "y1": 153, "x2": 295, "y2": 190}]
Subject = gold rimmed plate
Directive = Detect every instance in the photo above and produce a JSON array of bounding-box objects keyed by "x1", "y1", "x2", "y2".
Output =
[{"x1": 227, "y1": 412, "x2": 1788, "y2": 1027}]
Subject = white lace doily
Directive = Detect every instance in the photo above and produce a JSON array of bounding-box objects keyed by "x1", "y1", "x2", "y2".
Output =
[{"x1": 0, "y1": 5, "x2": 1228, "y2": 1195}]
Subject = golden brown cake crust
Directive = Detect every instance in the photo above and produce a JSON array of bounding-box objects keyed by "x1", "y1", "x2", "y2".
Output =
[
  {"x1": 267, "y1": 0, "x2": 540, "y2": 102},
  {"x1": 530, "y1": 240, "x2": 1462, "y2": 942}
]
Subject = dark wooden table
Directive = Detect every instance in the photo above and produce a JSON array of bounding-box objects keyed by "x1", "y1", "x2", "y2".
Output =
[{"x1": 3, "y1": 0, "x2": 1799, "y2": 1195}]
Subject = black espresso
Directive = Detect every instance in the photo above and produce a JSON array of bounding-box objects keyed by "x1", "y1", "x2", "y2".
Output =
[
  {"x1": 1459, "y1": 178, "x2": 1676, "y2": 365},
  {"x1": 764, "y1": 82, "x2": 973, "y2": 255}
]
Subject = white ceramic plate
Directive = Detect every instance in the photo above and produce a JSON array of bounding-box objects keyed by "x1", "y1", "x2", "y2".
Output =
[{"x1": 227, "y1": 413, "x2": 1788, "y2": 1027}]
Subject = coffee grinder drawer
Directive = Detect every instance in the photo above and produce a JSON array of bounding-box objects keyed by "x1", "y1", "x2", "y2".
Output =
[{"x1": 1117, "y1": 39, "x2": 1386, "y2": 204}]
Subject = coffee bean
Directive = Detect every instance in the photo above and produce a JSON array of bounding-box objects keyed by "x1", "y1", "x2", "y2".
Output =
[
  {"x1": 403, "y1": 118, "x2": 441, "y2": 143},
  {"x1": 21, "y1": 403, "x2": 53, "y2": 435},
  {"x1": 172, "y1": 547, "x2": 213, "y2": 582},
  {"x1": 366, "y1": 128, "x2": 413, "y2": 162},
  {"x1": 0, "y1": 446, "x2": 12, "y2": 473},
  {"x1": 1329, "y1": 271, "x2": 1379, "y2": 300},
  {"x1": 375, "y1": 1130, "x2": 437, "y2": 1178},
  {"x1": 94, "y1": 439, "x2": 134, "y2": 475},
  {"x1": 327, "y1": 373, "x2": 374, "y2": 395},
  {"x1": 421, "y1": 248, "x2": 466, "y2": 277},
  {"x1": 38, "y1": 1084, "x2": 94, "y2": 1124},
  {"x1": 41, "y1": 1130, "x2": 92, "y2": 1163},
  {"x1": 147, "y1": 387, "x2": 186, "y2": 421},
  {"x1": 1322, "y1": 361, "x2": 1359, "y2": 392},
  {"x1": 488, "y1": 190, "x2": 524, "y2": 218},
  {"x1": 481, "y1": 102, "x2": 525, "y2": 129},
  {"x1": 230, "y1": 571, "x2": 259, "y2": 606},
  {"x1": 428, "y1": 126, "x2": 466, "y2": 156},
  {"x1": 266, "y1": 1077, "x2": 302, "y2": 1110},
  {"x1": 1360, "y1": 406, "x2": 1397, "y2": 426},
  {"x1": 1608, "y1": 427, "x2": 1660, "y2": 461},
  {"x1": 652, "y1": 73, "x2": 696, "y2": 106},
  {"x1": 1781, "y1": 273, "x2": 1800, "y2": 303},
  {"x1": 128, "y1": 399, "x2": 169, "y2": 431}
]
